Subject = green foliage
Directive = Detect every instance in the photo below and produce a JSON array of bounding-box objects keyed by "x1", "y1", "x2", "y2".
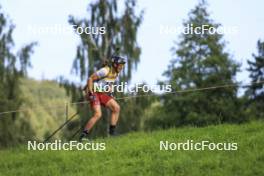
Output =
[
  {"x1": 0, "y1": 7, "x2": 36, "y2": 147},
  {"x1": 246, "y1": 40, "x2": 264, "y2": 118},
  {"x1": 19, "y1": 78, "x2": 77, "y2": 142},
  {"x1": 148, "y1": 1, "x2": 242, "y2": 128},
  {"x1": 0, "y1": 77, "x2": 78, "y2": 148},
  {"x1": 0, "y1": 121, "x2": 264, "y2": 175},
  {"x1": 141, "y1": 101, "x2": 170, "y2": 130},
  {"x1": 117, "y1": 86, "x2": 156, "y2": 134},
  {"x1": 68, "y1": 0, "x2": 143, "y2": 80}
]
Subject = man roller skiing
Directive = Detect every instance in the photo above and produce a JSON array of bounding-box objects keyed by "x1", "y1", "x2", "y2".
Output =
[{"x1": 79, "y1": 55, "x2": 126, "y2": 141}]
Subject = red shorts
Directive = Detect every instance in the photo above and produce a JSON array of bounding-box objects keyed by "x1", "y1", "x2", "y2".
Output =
[{"x1": 87, "y1": 92, "x2": 113, "y2": 107}]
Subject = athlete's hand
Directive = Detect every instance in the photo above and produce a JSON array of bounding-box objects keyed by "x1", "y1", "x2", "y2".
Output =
[
  {"x1": 88, "y1": 92, "x2": 96, "y2": 101},
  {"x1": 107, "y1": 92, "x2": 115, "y2": 98}
]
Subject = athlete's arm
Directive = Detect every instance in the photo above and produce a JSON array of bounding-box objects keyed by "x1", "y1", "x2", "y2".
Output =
[
  {"x1": 86, "y1": 67, "x2": 109, "y2": 94},
  {"x1": 86, "y1": 73, "x2": 99, "y2": 94}
]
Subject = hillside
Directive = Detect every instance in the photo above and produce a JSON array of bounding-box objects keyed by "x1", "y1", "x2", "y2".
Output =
[
  {"x1": 18, "y1": 78, "x2": 77, "y2": 140},
  {"x1": 0, "y1": 121, "x2": 263, "y2": 176}
]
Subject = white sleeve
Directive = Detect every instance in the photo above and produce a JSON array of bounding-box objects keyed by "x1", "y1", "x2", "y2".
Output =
[{"x1": 95, "y1": 67, "x2": 109, "y2": 78}]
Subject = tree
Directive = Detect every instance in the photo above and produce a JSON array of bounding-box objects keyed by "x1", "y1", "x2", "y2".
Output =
[
  {"x1": 246, "y1": 40, "x2": 264, "y2": 118},
  {"x1": 148, "y1": 0, "x2": 242, "y2": 129},
  {"x1": 68, "y1": 0, "x2": 143, "y2": 81},
  {"x1": 0, "y1": 6, "x2": 36, "y2": 147},
  {"x1": 61, "y1": 0, "x2": 145, "y2": 138}
]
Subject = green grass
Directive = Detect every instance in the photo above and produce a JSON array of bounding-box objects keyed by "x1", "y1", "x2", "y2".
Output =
[{"x1": 1, "y1": 121, "x2": 264, "y2": 176}]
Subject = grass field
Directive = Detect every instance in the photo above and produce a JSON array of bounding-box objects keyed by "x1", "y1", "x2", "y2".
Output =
[{"x1": 0, "y1": 121, "x2": 264, "y2": 176}]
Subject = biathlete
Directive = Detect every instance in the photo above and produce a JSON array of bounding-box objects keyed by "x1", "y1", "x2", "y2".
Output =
[{"x1": 79, "y1": 56, "x2": 126, "y2": 141}]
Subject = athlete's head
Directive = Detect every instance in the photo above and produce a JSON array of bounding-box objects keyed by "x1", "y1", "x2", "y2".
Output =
[{"x1": 111, "y1": 55, "x2": 126, "y2": 72}]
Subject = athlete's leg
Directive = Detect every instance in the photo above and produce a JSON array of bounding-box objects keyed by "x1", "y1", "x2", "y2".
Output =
[
  {"x1": 106, "y1": 99, "x2": 120, "y2": 135},
  {"x1": 84, "y1": 105, "x2": 102, "y2": 132}
]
